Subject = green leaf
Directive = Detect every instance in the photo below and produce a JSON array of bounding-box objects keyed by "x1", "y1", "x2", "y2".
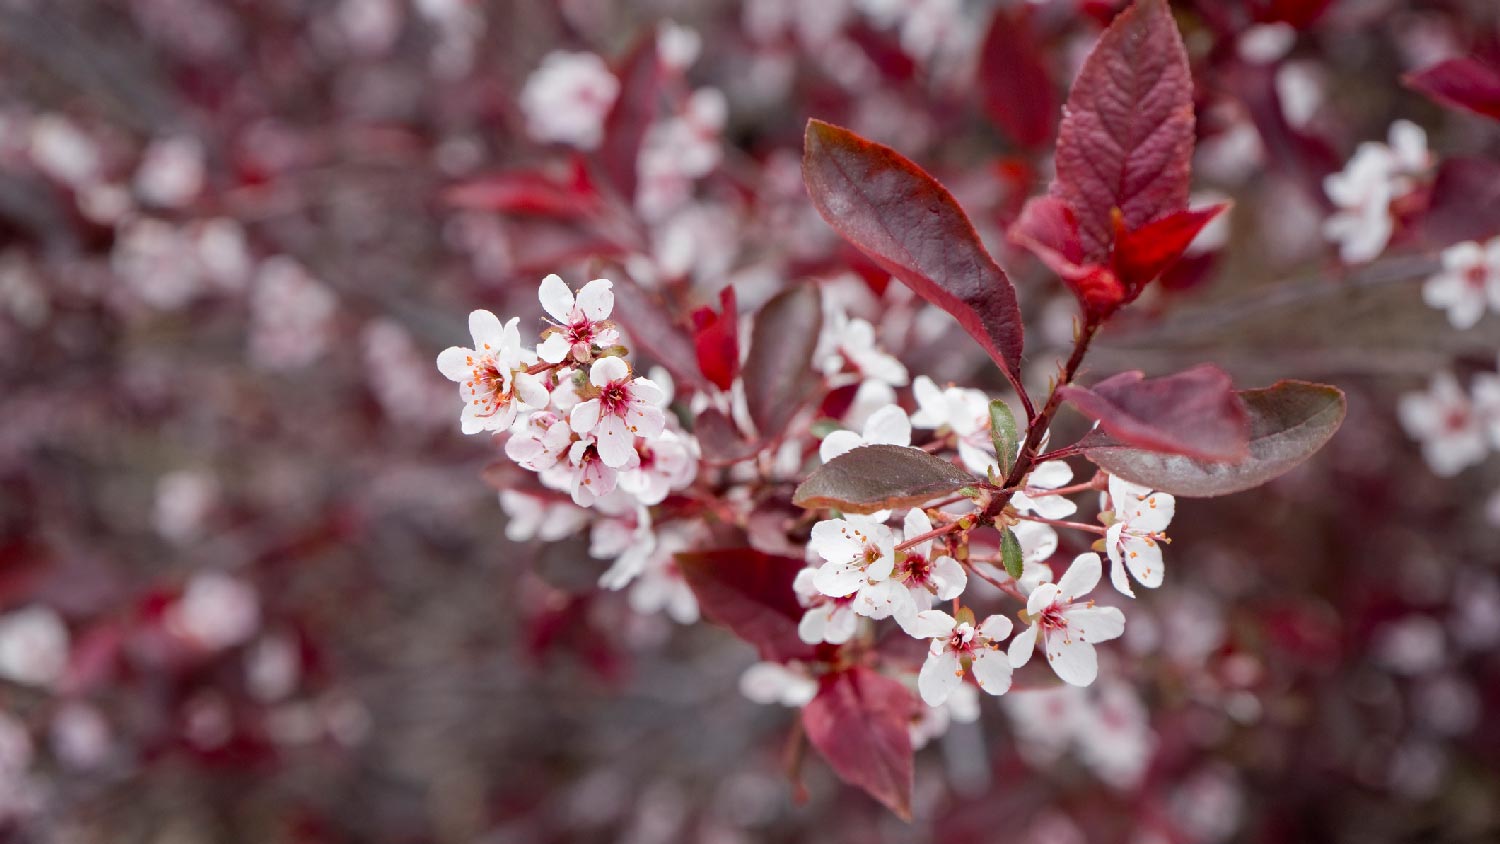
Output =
[
  {"x1": 1000, "y1": 527, "x2": 1025, "y2": 579},
  {"x1": 988, "y1": 400, "x2": 1019, "y2": 477},
  {"x1": 793, "y1": 445, "x2": 978, "y2": 515}
]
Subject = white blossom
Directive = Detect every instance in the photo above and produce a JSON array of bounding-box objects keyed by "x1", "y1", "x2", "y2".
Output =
[
  {"x1": 436, "y1": 310, "x2": 547, "y2": 434},
  {"x1": 499, "y1": 490, "x2": 589, "y2": 542},
  {"x1": 793, "y1": 568, "x2": 860, "y2": 645},
  {"x1": 168, "y1": 572, "x2": 260, "y2": 651},
  {"x1": 1008, "y1": 553, "x2": 1125, "y2": 687},
  {"x1": 1398, "y1": 372, "x2": 1490, "y2": 477},
  {"x1": 569, "y1": 356, "x2": 667, "y2": 468},
  {"x1": 910, "y1": 375, "x2": 993, "y2": 473},
  {"x1": 819, "y1": 308, "x2": 909, "y2": 386},
  {"x1": 1422, "y1": 239, "x2": 1500, "y2": 330},
  {"x1": 1011, "y1": 460, "x2": 1079, "y2": 520},
  {"x1": 537, "y1": 275, "x2": 619, "y2": 364},
  {"x1": 739, "y1": 662, "x2": 817, "y2": 707},
  {"x1": 1104, "y1": 475, "x2": 1175, "y2": 597},
  {"x1": 519, "y1": 51, "x2": 619, "y2": 150},
  {"x1": 0, "y1": 606, "x2": 69, "y2": 689},
  {"x1": 907, "y1": 610, "x2": 1014, "y2": 706},
  {"x1": 1323, "y1": 120, "x2": 1429, "y2": 263},
  {"x1": 807, "y1": 516, "x2": 895, "y2": 598},
  {"x1": 862, "y1": 509, "x2": 966, "y2": 634}
]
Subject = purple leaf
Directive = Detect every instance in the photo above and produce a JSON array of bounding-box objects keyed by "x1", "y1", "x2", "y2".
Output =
[
  {"x1": 1404, "y1": 58, "x2": 1500, "y2": 123},
  {"x1": 743, "y1": 284, "x2": 823, "y2": 442},
  {"x1": 793, "y1": 444, "x2": 977, "y2": 514},
  {"x1": 1053, "y1": 0, "x2": 1195, "y2": 263},
  {"x1": 1084, "y1": 380, "x2": 1346, "y2": 497},
  {"x1": 802, "y1": 667, "x2": 916, "y2": 820},
  {"x1": 675, "y1": 548, "x2": 815, "y2": 662},
  {"x1": 978, "y1": 7, "x2": 1057, "y2": 150},
  {"x1": 802, "y1": 120, "x2": 1025, "y2": 379},
  {"x1": 1060, "y1": 365, "x2": 1250, "y2": 462}
]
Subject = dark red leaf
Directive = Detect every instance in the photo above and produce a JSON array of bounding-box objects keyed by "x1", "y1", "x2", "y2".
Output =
[
  {"x1": 1060, "y1": 365, "x2": 1250, "y2": 461},
  {"x1": 675, "y1": 548, "x2": 815, "y2": 662},
  {"x1": 694, "y1": 407, "x2": 761, "y2": 465},
  {"x1": 1053, "y1": 0, "x2": 1195, "y2": 263},
  {"x1": 743, "y1": 284, "x2": 823, "y2": 441},
  {"x1": 691, "y1": 287, "x2": 740, "y2": 391},
  {"x1": 1084, "y1": 380, "x2": 1345, "y2": 496},
  {"x1": 1111, "y1": 204, "x2": 1229, "y2": 290},
  {"x1": 802, "y1": 120, "x2": 1025, "y2": 379},
  {"x1": 978, "y1": 7, "x2": 1058, "y2": 150},
  {"x1": 802, "y1": 667, "x2": 916, "y2": 820},
  {"x1": 1423, "y1": 157, "x2": 1500, "y2": 245},
  {"x1": 599, "y1": 35, "x2": 661, "y2": 203},
  {"x1": 1254, "y1": 0, "x2": 1335, "y2": 28},
  {"x1": 793, "y1": 444, "x2": 977, "y2": 514},
  {"x1": 1404, "y1": 58, "x2": 1500, "y2": 122},
  {"x1": 1009, "y1": 196, "x2": 1126, "y2": 317}
]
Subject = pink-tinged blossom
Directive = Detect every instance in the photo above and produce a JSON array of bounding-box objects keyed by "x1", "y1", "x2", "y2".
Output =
[
  {"x1": 519, "y1": 51, "x2": 619, "y2": 150},
  {"x1": 167, "y1": 572, "x2": 261, "y2": 651},
  {"x1": 617, "y1": 429, "x2": 697, "y2": 505},
  {"x1": 436, "y1": 310, "x2": 547, "y2": 435},
  {"x1": 537, "y1": 275, "x2": 619, "y2": 364},
  {"x1": 793, "y1": 567, "x2": 860, "y2": 645},
  {"x1": 907, "y1": 610, "x2": 1014, "y2": 706},
  {"x1": 499, "y1": 491, "x2": 589, "y2": 543},
  {"x1": 134, "y1": 134, "x2": 205, "y2": 208},
  {"x1": 819, "y1": 404, "x2": 911, "y2": 463},
  {"x1": 249, "y1": 257, "x2": 338, "y2": 370},
  {"x1": 1423, "y1": 239, "x2": 1500, "y2": 330},
  {"x1": 569, "y1": 357, "x2": 667, "y2": 468},
  {"x1": 739, "y1": 661, "x2": 817, "y2": 707},
  {"x1": 1104, "y1": 475, "x2": 1175, "y2": 597},
  {"x1": 1398, "y1": 372, "x2": 1489, "y2": 477},
  {"x1": 1008, "y1": 553, "x2": 1125, "y2": 687},
  {"x1": 807, "y1": 516, "x2": 896, "y2": 598},
  {"x1": 910, "y1": 376, "x2": 994, "y2": 474},
  {"x1": 818, "y1": 308, "x2": 909, "y2": 387},
  {"x1": 624, "y1": 534, "x2": 699, "y2": 625},
  {"x1": 1323, "y1": 120, "x2": 1429, "y2": 263},
  {"x1": 553, "y1": 440, "x2": 635, "y2": 507},
  {"x1": 860, "y1": 509, "x2": 965, "y2": 633},
  {"x1": 0, "y1": 606, "x2": 69, "y2": 689},
  {"x1": 505, "y1": 411, "x2": 574, "y2": 472}
]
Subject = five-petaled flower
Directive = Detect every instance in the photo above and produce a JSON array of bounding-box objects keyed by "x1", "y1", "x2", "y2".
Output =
[
  {"x1": 1008, "y1": 553, "x2": 1125, "y2": 687},
  {"x1": 1423, "y1": 239, "x2": 1500, "y2": 331},
  {"x1": 569, "y1": 357, "x2": 667, "y2": 468},
  {"x1": 911, "y1": 375, "x2": 995, "y2": 474},
  {"x1": 907, "y1": 610, "x2": 1014, "y2": 706},
  {"x1": 1104, "y1": 475, "x2": 1175, "y2": 597},
  {"x1": 794, "y1": 567, "x2": 860, "y2": 645},
  {"x1": 436, "y1": 310, "x2": 547, "y2": 434},
  {"x1": 1398, "y1": 372, "x2": 1491, "y2": 477},
  {"x1": 537, "y1": 274, "x2": 619, "y2": 364}
]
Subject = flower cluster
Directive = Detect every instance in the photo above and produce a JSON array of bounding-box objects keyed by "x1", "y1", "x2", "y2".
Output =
[
  {"x1": 439, "y1": 275, "x2": 700, "y2": 612},
  {"x1": 1323, "y1": 120, "x2": 1431, "y2": 263}
]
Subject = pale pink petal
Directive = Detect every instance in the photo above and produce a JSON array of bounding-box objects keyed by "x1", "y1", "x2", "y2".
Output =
[
  {"x1": 970, "y1": 649, "x2": 1013, "y2": 696},
  {"x1": 538, "y1": 273, "x2": 574, "y2": 323},
  {"x1": 977, "y1": 614, "x2": 1013, "y2": 642},
  {"x1": 1007, "y1": 623, "x2": 1038, "y2": 668},
  {"x1": 1055, "y1": 552, "x2": 1101, "y2": 602},
  {"x1": 468, "y1": 309, "x2": 505, "y2": 350},
  {"x1": 590, "y1": 355, "x2": 629, "y2": 387},
  {"x1": 863, "y1": 405, "x2": 911, "y2": 447},
  {"x1": 629, "y1": 376, "x2": 666, "y2": 407},
  {"x1": 918, "y1": 649, "x2": 964, "y2": 707},
  {"x1": 905, "y1": 609, "x2": 956, "y2": 640},
  {"x1": 1121, "y1": 533, "x2": 1165, "y2": 589},
  {"x1": 1106, "y1": 524, "x2": 1137, "y2": 598},
  {"x1": 1027, "y1": 583, "x2": 1059, "y2": 617},
  {"x1": 593, "y1": 415, "x2": 636, "y2": 468},
  {"x1": 902, "y1": 508, "x2": 933, "y2": 555},
  {"x1": 570, "y1": 399, "x2": 602, "y2": 435},
  {"x1": 537, "y1": 333, "x2": 571, "y2": 364},
  {"x1": 1045, "y1": 634, "x2": 1099, "y2": 687},
  {"x1": 813, "y1": 561, "x2": 865, "y2": 598},
  {"x1": 436, "y1": 346, "x2": 473, "y2": 382},
  {"x1": 1064, "y1": 605, "x2": 1126, "y2": 645},
  {"x1": 930, "y1": 555, "x2": 966, "y2": 600},
  {"x1": 575, "y1": 278, "x2": 614, "y2": 321}
]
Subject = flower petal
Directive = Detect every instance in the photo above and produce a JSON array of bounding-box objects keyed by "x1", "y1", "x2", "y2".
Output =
[
  {"x1": 1055, "y1": 552, "x2": 1101, "y2": 602},
  {"x1": 469, "y1": 309, "x2": 506, "y2": 350},
  {"x1": 1064, "y1": 605, "x2": 1126, "y2": 645},
  {"x1": 1045, "y1": 634, "x2": 1099, "y2": 687},
  {"x1": 590, "y1": 356, "x2": 628, "y2": 387},
  {"x1": 436, "y1": 346, "x2": 473, "y2": 381},
  {"x1": 819, "y1": 430, "x2": 864, "y2": 463},
  {"x1": 570, "y1": 399, "x2": 602, "y2": 435},
  {"x1": 970, "y1": 649, "x2": 1013, "y2": 696},
  {"x1": 918, "y1": 649, "x2": 964, "y2": 707},
  {"x1": 575, "y1": 277, "x2": 614, "y2": 321},
  {"x1": 863, "y1": 404, "x2": 911, "y2": 447},
  {"x1": 1007, "y1": 623, "x2": 1038, "y2": 668},
  {"x1": 538, "y1": 273, "x2": 574, "y2": 323},
  {"x1": 905, "y1": 609, "x2": 956, "y2": 640}
]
